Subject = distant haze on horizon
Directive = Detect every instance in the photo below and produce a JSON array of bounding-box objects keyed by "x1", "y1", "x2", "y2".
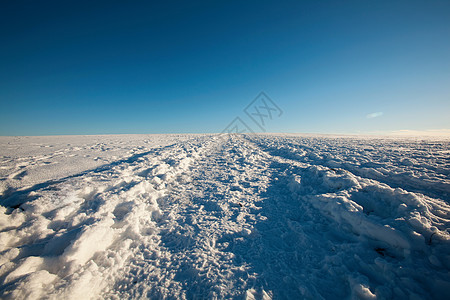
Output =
[{"x1": 1, "y1": 0, "x2": 449, "y2": 136}]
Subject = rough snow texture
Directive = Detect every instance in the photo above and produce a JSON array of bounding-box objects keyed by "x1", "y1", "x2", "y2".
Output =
[{"x1": 0, "y1": 134, "x2": 449, "y2": 299}]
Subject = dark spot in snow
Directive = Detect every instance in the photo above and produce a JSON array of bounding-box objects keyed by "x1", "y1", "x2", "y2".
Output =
[
  {"x1": 11, "y1": 204, "x2": 24, "y2": 211},
  {"x1": 428, "y1": 232, "x2": 436, "y2": 245},
  {"x1": 375, "y1": 247, "x2": 386, "y2": 256}
]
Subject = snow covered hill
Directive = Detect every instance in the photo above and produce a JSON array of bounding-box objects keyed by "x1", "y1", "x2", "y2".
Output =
[{"x1": 0, "y1": 134, "x2": 449, "y2": 299}]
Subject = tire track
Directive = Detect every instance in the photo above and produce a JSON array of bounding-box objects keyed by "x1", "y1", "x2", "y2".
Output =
[{"x1": 2, "y1": 134, "x2": 449, "y2": 299}]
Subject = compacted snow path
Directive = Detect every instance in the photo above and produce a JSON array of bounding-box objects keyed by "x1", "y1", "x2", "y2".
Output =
[{"x1": 0, "y1": 134, "x2": 449, "y2": 299}]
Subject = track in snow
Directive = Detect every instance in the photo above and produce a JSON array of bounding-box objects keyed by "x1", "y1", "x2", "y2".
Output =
[{"x1": 0, "y1": 134, "x2": 449, "y2": 299}]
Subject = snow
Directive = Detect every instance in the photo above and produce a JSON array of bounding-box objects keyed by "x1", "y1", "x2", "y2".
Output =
[{"x1": 0, "y1": 133, "x2": 449, "y2": 299}]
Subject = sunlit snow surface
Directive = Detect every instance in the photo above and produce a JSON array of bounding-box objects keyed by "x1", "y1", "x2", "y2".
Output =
[{"x1": 0, "y1": 134, "x2": 449, "y2": 299}]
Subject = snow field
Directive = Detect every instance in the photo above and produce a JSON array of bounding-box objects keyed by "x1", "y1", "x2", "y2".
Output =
[{"x1": 0, "y1": 134, "x2": 449, "y2": 299}]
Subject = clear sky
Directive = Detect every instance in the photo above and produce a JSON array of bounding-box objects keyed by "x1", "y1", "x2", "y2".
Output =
[{"x1": 1, "y1": 0, "x2": 449, "y2": 136}]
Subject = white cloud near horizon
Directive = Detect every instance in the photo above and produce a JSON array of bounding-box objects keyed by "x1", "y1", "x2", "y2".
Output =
[
  {"x1": 389, "y1": 129, "x2": 450, "y2": 137},
  {"x1": 366, "y1": 112, "x2": 383, "y2": 119}
]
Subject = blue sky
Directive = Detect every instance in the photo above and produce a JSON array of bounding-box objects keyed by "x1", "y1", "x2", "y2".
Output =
[{"x1": 1, "y1": 0, "x2": 449, "y2": 135}]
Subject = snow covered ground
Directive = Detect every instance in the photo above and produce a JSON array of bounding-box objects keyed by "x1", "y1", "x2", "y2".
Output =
[{"x1": 0, "y1": 133, "x2": 449, "y2": 299}]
